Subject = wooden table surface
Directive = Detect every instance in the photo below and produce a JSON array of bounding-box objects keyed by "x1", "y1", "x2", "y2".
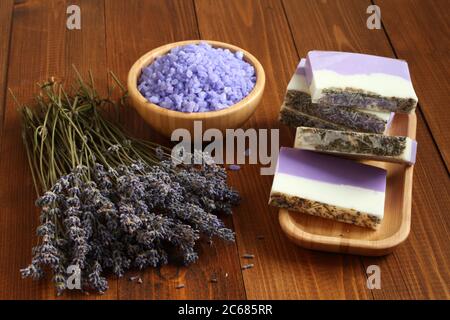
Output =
[{"x1": 0, "y1": 0, "x2": 448, "y2": 300}]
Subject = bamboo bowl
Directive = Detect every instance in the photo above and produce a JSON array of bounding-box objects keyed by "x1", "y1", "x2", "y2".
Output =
[{"x1": 127, "y1": 40, "x2": 265, "y2": 138}]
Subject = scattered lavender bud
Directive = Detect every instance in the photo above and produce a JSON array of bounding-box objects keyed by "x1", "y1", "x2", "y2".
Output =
[
  {"x1": 176, "y1": 284, "x2": 185, "y2": 289},
  {"x1": 228, "y1": 164, "x2": 241, "y2": 171},
  {"x1": 242, "y1": 254, "x2": 255, "y2": 259},
  {"x1": 256, "y1": 235, "x2": 265, "y2": 240},
  {"x1": 242, "y1": 264, "x2": 254, "y2": 270},
  {"x1": 244, "y1": 148, "x2": 251, "y2": 157}
]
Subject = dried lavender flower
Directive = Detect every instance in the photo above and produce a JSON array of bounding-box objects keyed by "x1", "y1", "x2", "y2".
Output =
[{"x1": 18, "y1": 71, "x2": 240, "y2": 295}]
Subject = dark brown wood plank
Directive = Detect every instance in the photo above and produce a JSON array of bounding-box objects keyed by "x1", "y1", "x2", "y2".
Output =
[
  {"x1": 104, "y1": 0, "x2": 246, "y2": 299},
  {"x1": 0, "y1": 0, "x2": 116, "y2": 299},
  {"x1": 283, "y1": 0, "x2": 450, "y2": 299},
  {"x1": 363, "y1": 111, "x2": 450, "y2": 299},
  {"x1": 0, "y1": 0, "x2": 13, "y2": 140},
  {"x1": 195, "y1": 0, "x2": 372, "y2": 299},
  {"x1": 375, "y1": 0, "x2": 450, "y2": 171}
]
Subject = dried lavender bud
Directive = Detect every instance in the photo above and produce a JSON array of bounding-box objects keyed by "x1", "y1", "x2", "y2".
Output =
[
  {"x1": 242, "y1": 254, "x2": 255, "y2": 259},
  {"x1": 242, "y1": 264, "x2": 254, "y2": 270},
  {"x1": 20, "y1": 263, "x2": 44, "y2": 280},
  {"x1": 36, "y1": 191, "x2": 58, "y2": 207},
  {"x1": 53, "y1": 268, "x2": 67, "y2": 296},
  {"x1": 87, "y1": 262, "x2": 109, "y2": 293}
]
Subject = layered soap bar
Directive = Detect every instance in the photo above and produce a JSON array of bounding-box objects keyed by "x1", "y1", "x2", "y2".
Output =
[
  {"x1": 286, "y1": 59, "x2": 394, "y2": 134},
  {"x1": 305, "y1": 51, "x2": 418, "y2": 113},
  {"x1": 294, "y1": 127, "x2": 417, "y2": 165},
  {"x1": 269, "y1": 148, "x2": 387, "y2": 229}
]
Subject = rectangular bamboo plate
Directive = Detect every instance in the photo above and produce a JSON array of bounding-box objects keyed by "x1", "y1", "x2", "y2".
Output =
[{"x1": 278, "y1": 112, "x2": 416, "y2": 256}]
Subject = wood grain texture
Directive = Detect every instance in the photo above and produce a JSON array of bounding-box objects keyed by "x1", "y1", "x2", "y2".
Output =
[
  {"x1": 283, "y1": 0, "x2": 450, "y2": 299},
  {"x1": 104, "y1": 0, "x2": 246, "y2": 299},
  {"x1": 0, "y1": 0, "x2": 116, "y2": 299},
  {"x1": 195, "y1": 0, "x2": 372, "y2": 299},
  {"x1": 0, "y1": 0, "x2": 13, "y2": 140},
  {"x1": 0, "y1": 0, "x2": 448, "y2": 300},
  {"x1": 374, "y1": 0, "x2": 450, "y2": 171}
]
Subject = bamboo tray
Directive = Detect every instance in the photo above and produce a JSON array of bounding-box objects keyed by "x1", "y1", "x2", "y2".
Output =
[{"x1": 278, "y1": 113, "x2": 416, "y2": 256}]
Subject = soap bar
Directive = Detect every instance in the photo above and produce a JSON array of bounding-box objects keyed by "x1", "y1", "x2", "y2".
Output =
[
  {"x1": 294, "y1": 127, "x2": 417, "y2": 165},
  {"x1": 304, "y1": 51, "x2": 418, "y2": 113},
  {"x1": 269, "y1": 148, "x2": 387, "y2": 229},
  {"x1": 286, "y1": 59, "x2": 394, "y2": 134}
]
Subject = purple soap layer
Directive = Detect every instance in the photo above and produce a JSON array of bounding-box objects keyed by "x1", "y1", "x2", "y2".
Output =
[
  {"x1": 304, "y1": 58, "x2": 313, "y2": 86},
  {"x1": 306, "y1": 51, "x2": 412, "y2": 81},
  {"x1": 295, "y1": 59, "x2": 307, "y2": 76},
  {"x1": 276, "y1": 147, "x2": 387, "y2": 192},
  {"x1": 410, "y1": 140, "x2": 418, "y2": 164}
]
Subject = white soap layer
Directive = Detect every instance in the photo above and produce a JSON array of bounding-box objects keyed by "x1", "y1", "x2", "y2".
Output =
[
  {"x1": 309, "y1": 70, "x2": 418, "y2": 101},
  {"x1": 271, "y1": 172, "x2": 385, "y2": 219},
  {"x1": 287, "y1": 73, "x2": 309, "y2": 92},
  {"x1": 404, "y1": 139, "x2": 415, "y2": 163}
]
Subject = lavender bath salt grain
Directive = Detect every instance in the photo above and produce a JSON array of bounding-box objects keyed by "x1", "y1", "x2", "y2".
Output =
[{"x1": 138, "y1": 42, "x2": 256, "y2": 112}]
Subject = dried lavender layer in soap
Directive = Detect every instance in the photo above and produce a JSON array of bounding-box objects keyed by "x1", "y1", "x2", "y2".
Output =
[
  {"x1": 279, "y1": 104, "x2": 347, "y2": 130},
  {"x1": 269, "y1": 192, "x2": 380, "y2": 229},
  {"x1": 295, "y1": 127, "x2": 416, "y2": 164},
  {"x1": 319, "y1": 88, "x2": 416, "y2": 113},
  {"x1": 285, "y1": 90, "x2": 389, "y2": 133}
]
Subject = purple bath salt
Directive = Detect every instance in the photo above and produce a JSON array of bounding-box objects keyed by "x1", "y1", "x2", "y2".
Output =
[{"x1": 138, "y1": 42, "x2": 256, "y2": 112}]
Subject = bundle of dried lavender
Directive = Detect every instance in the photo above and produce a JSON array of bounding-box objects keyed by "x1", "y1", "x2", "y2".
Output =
[{"x1": 16, "y1": 69, "x2": 239, "y2": 295}]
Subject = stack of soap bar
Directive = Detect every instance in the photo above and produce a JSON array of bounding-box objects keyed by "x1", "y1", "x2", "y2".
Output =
[
  {"x1": 282, "y1": 59, "x2": 394, "y2": 134},
  {"x1": 269, "y1": 148, "x2": 387, "y2": 229},
  {"x1": 294, "y1": 127, "x2": 417, "y2": 165},
  {"x1": 305, "y1": 51, "x2": 418, "y2": 113}
]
